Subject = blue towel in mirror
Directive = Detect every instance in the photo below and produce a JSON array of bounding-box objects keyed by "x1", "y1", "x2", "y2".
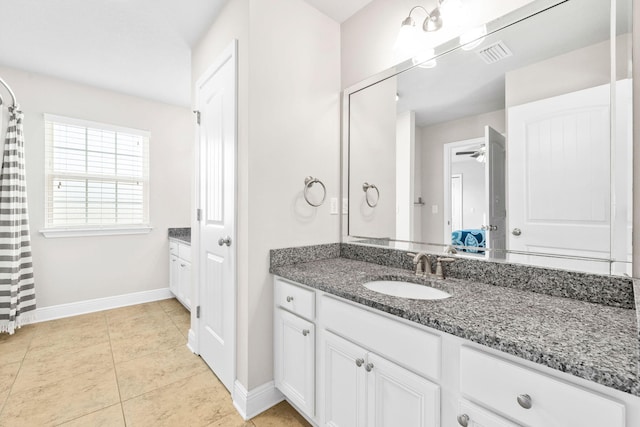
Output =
[{"x1": 451, "y1": 229, "x2": 486, "y2": 253}]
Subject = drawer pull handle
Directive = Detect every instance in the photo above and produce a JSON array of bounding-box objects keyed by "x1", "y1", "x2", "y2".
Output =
[
  {"x1": 302, "y1": 329, "x2": 310, "y2": 336},
  {"x1": 355, "y1": 358, "x2": 364, "y2": 367},
  {"x1": 457, "y1": 414, "x2": 470, "y2": 427},
  {"x1": 517, "y1": 394, "x2": 532, "y2": 409},
  {"x1": 365, "y1": 362, "x2": 374, "y2": 372},
  {"x1": 286, "y1": 296, "x2": 294, "y2": 302}
]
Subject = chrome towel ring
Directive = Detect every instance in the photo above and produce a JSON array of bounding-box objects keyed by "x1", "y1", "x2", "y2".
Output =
[
  {"x1": 304, "y1": 176, "x2": 326, "y2": 207},
  {"x1": 362, "y1": 182, "x2": 379, "y2": 207}
]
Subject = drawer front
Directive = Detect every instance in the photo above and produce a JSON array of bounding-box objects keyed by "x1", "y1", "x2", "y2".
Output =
[
  {"x1": 169, "y1": 241, "x2": 178, "y2": 255},
  {"x1": 179, "y1": 244, "x2": 192, "y2": 262},
  {"x1": 460, "y1": 347, "x2": 625, "y2": 427},
  {"x1": 458, "y1": 399, "x2": 520, "y2": 427},
  {"x1": 321, "y1": 295, "x2": 441, "y2": 381},
  {"x1": 275, "y1": 278, "x2": 315, "y2": 321}
]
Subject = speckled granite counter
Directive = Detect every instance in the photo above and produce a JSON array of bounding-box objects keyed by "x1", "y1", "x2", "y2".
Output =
[
  {"x1": 168, "y1": 227, "x2": 190, "y2": 244},
  {"x1": 271, "y1": 257, "x2": 639, "y2": 396}
]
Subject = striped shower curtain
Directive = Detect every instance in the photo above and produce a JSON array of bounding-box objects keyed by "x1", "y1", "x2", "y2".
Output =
[{"x1": 0, "y1": 106, "x2": 35, "y2": 334}]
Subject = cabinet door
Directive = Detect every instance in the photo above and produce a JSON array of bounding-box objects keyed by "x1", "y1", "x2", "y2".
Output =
[
  {"x1": 366, "y1": 353, "x2": 440, "y2": 427},
  {"x1": 274, "y1": 309, "x2": 315, "y2": 417},
  {"x1": 178, "y1": 260, "x2": 192, "y2": 309},
  {"x1": 457, "y1": 400, "x2": 520, "y2": 427},
  {"x1": 323, "y1": 331, "x2": 367, "y2": 427},
  {"x1": 169, "y1": 255, "x2": 179, "y2": 296}
]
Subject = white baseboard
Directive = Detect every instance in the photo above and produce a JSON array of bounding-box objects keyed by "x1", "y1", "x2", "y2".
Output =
[
  {"x1": 233, "y1": 380, "x2": 284, "y2": 420},
  {"x1": 187, "y1": 328, "x2": 197, "y2": 354},
  {"x1": 34, "y1": 288, "x2": 174, "y2": 323}
]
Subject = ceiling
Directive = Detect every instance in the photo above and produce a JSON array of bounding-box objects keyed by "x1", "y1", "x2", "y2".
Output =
[{"x1": 0, "y1": 0, "x2": 373, "y2": 108}]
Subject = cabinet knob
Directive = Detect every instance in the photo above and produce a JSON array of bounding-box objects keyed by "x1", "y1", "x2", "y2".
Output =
[
  {"x1": 512, "y1": 228, "x2": 522, "y2": 236},
  {"x1": 180, "y1": 263, "x2": 186, "y2": 267},
  {"x1": 457, "y1": 414, "x2": 470, "y2": 427},
  {"x1": 355, "y1": 358, "x2": 364, "y2": 367},
  {"x1": 302, "y1": 329, "x2": 310, "y2": 336},
  {"x1": 517, "y1": 394, "x2": 532, "y2": 409},
  {"x1": 286, "y1": 296, "x2": 294, "y2": 302},
  {"x1": 365, "y1": 362, "x2": 374, "y2": 372}
]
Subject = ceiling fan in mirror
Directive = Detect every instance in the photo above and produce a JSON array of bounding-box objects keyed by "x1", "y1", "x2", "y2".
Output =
[{"x1": 456, "y1": 144, "x2": 485, "y2": 162}]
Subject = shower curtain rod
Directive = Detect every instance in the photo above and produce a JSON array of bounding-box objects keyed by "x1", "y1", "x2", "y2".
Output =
[{"x1": 0, "y1": 76, "x2": 17, "y2": 108}]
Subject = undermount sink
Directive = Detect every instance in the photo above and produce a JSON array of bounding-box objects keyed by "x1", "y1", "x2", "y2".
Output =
[{"x1": 363, "y1": 280, "x2": 451, "y2": 300}]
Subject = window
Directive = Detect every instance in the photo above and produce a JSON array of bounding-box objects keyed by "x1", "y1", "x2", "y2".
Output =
[{"x1": 42, "y1": 114, "x2": 150, "y2": 237}]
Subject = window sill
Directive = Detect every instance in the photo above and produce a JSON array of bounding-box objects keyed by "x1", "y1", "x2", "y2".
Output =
[{"x1": 39, "y1": 226, "x2": 153, "y2": 238}]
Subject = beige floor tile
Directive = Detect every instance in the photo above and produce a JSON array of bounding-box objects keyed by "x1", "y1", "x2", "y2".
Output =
[
  {"x1": 251, "y1": 401, "x2": 311, "y2": 427},
  {"x1": 158, "y1": 298, "x2": 185, "y2": 313},
  {"x1": 0, "y1": 367, "x2": 120, "y2": 426},
  {"x1": 166, "y1": 306, "x2": 191, "y2": 336},
  {"x1": 58, "y1": 404, "x2": 125, "y2": 427},
  {"x1": 122, "y1": 370, "x2": 235, "y2": 427},
  {"x1": 109, "y1": 323, "x2": 186, "y2": 363},
  {"x1": 25, "y1": 320, "x2": 110, "y2": 362},
  {"x1": 34, "y1": 312, "x2": 107, "y2": 336},
  {"x1": 105, "y1": 302, "x2": 166, "y2": 325},
  {"x1": 0, "y1": 326, "x2": 37, "y2": 365},
  {"x1": 116, "y1": 344, "x2": 208, "y2": 400},
  {"x1": 0, "y1": 362, "x2": 21, "y2": 412},
  {"x1": 12, "y1": 342, "x2": 113, "y2": 394},
  {"x1": 209, "y1": 411, "x2": 255, "y2": 427},
  {"x1": 107, "y1": 310, "x2": 176, "y2": 338}
]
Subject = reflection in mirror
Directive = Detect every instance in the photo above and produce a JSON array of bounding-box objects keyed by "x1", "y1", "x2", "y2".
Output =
[{"x1": 347, "y1": 0, "x2": 632, "y2": 275}]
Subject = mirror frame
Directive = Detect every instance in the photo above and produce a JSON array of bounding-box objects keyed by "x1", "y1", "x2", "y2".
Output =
[{"x1": 340, "y1": 0, "x2": 636, "y2": 276}]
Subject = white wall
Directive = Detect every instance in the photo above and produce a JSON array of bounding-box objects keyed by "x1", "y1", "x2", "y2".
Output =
[
  {"x1": 419, "y1": 110, "x2": 505, "y2": 243},
  {"x1": 192, "y1": 0, "x2": 340, "y2": 390},
  {"x1": 0, "y1": 65, "x2": 193, "y2": 308}
]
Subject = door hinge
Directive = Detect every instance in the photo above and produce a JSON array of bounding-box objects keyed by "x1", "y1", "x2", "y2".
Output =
[
  {"x1": 193, "y1": 110, "x2": 201, "y2": 125},
  {"x1": 196, "y1": 305, "x2": 201, "y2": 319},
  {"x1": 196, "y1": 208, "x2": 202, "y2": 221}
]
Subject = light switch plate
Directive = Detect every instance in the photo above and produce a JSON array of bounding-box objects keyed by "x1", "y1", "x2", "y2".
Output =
[
  {"x1": 342, "y1": 198, "x2": 349, "y2": 214},
  {"x1": 330, "y1": 198, "x2": 339, "y2": 215},
  {"x1": 432, "y1": 205, "x2": 438, "y2": 214}
]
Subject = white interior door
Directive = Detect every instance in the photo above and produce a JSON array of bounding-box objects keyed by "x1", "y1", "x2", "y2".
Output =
[
  {"x1": 451, "y1": 174, "x2": 463, "y2": 232},
  {"x1": 507, "y1": 83, "x2": 610, "y2": 273},
  {"x1": 484, "y1": 126, "x2": 506, "y2": 258},
  {"x1": 195, "y1": 40, "x2": 237, "y2": 392}
]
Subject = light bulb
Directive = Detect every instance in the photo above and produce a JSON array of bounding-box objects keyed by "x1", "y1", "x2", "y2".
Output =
[
  {"x1": 412, "y1": 48, "x2": 437, "y2": 69},
  {"x1": 394, "y1": 21, "x2": 421, "y2": 63},
  {"x1": 460, "y1": 24, "x2": 487, "y2": 51}
]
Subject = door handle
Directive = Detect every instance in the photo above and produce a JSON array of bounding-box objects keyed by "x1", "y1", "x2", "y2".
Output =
[
  {"x1": 218, "y1": 236, "x2": 232, "y2": 246},
  {"x1": 512, "y1": 228, "x2": 522, "y2": 236}
]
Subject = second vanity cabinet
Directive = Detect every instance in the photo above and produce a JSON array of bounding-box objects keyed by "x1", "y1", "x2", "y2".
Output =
[
  {"x1": 273, "y1": 275, "x2": 635, "y2": 427},
  {"x1": 169, "y1": 239, "x2": 192, "y2": 310}
]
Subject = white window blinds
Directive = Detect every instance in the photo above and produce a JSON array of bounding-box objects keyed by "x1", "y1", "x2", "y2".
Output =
[{"x1": 44, "y1": 114, "x2": 150, "y2": 229}]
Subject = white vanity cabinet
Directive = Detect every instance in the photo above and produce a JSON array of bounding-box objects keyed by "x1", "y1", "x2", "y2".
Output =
[
  {"x1": 320, "y1": 295, "x2": 440, "y2": 427},
  {"x1": 169, "y1": 239, "x2": 191, "y2": 310},
  {"x1": 272, "y1": 276, "x2": 637, "y2": 427},
  {"x1": 322, "y1": 330, "x2": 440, "y2": 427},
  {"x1": 274, "y1": 278, "x2": 316, "y2": 419},
  {"x1": 459, "y1": 347, "x2": 625, "y2": 427}
]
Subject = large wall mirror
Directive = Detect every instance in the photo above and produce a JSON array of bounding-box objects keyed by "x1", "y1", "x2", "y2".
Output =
[{"x1": 346, "y1": 0, "x2": 633, "y2": 276}]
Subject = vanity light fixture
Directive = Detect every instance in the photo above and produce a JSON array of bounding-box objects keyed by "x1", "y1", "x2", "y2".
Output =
[{"x1": 394, "y1": 1, "x2": 460, "y2": 64}]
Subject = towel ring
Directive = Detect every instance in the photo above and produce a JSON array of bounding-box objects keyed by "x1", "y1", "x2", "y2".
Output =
[
  {"x1": 362, "y1": 182, "x2": 379, "y2": 208},
  {"x1": 304, "y1": 176, "x2": 326, "y2": 207}
]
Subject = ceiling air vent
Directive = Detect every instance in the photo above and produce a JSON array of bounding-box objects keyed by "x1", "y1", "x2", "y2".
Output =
[{"x1": 476, "y1": 41, "x2": 513, "y2": 64}]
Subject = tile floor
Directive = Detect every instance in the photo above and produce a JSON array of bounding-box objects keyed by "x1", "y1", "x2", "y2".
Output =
[{"x1": 0, "y1": 298, "x2": 311, "y2": 427}]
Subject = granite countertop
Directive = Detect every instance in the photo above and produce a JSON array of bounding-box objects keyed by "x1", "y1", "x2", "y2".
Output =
[
  {"x1": 168, "y1": 227, "x2": 190, "y2": 244},
  {"x1": 271, "y1": 257, "x2": 639, "y2": 396}
]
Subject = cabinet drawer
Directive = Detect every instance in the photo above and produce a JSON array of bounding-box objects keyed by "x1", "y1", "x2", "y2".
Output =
[
  {"x1": 169, "y1": 241, "x2": 178, "y2": 255},
  {"x1": 458, "y1": 399, "x2": 519, "y2": 427},
  {"x1": 275, "y1": 278, "x2": 315, "y2": 320},
  {"x1": 460, "y1": 347, "x2": 625, "y2": 427},
  {"x1": 321, "y1": 296, "x2": 440, "y2": 381},
  {"x1": 179, "y1": 244, "x2": 191, "y2": 262}
]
